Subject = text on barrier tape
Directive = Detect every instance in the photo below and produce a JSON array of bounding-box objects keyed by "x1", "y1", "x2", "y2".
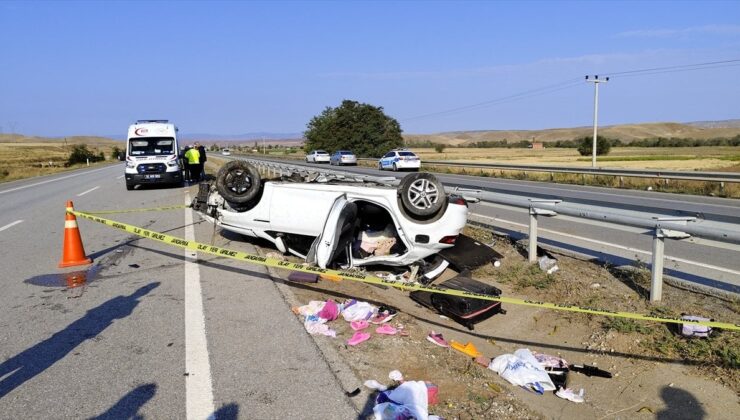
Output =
[{"x1": 70, "y1": 209, "x2": 740, "y2": 331}]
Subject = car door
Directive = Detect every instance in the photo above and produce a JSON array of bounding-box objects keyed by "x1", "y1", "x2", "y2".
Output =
[
  {"x1": 380, "y1": 152, "x2": 393, "y2": 168},
  {"x1": 307, "y1": 196, "x2": 358, "y2": 269}
]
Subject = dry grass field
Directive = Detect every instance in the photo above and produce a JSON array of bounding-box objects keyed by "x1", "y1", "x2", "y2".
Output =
[
  {"x1": 412, "y1": 146, "x2": 740, "y2": 171},
  {"x1": 0, "y1": 134, "x2": 122, "y2": 183},
  {"x1": 404, "y1": 121, "x2": 740, "y2": 145}
]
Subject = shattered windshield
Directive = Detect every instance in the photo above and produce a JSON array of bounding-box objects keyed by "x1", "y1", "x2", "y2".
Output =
[{"x1": 129, "y1": 137, "x2": 175, "y2": 156}]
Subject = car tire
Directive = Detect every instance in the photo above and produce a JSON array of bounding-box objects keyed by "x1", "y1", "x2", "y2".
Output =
[
  {"x1": 378, "y1": 162, "x2": 383, "y2": 171},
  {"x1": 216, "y1": 160, "x2": 261, "y2": 205},
  {"x1": 392, "y1": 163, "x2": 398, "y2": 172},
  {"x1": 398, "y1": 172, "x2": 445, "y2": 218}
]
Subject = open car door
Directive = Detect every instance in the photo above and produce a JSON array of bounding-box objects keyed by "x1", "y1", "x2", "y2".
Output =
[{"x1": 307, "y1": 196, "x2": 358, "y2": 269}]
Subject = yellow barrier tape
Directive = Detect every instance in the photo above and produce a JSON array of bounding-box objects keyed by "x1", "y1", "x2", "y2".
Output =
[
  {"x1": 70, "y1": 209, "x2": 740, "y2": 331},
  {"x1": 83, "y1": 205, "x2": 189, "y2": 215}
]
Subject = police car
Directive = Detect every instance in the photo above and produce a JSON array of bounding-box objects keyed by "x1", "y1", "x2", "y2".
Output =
[{"x1": 378, "y1": 149, "x2": 421, "y2": 171}]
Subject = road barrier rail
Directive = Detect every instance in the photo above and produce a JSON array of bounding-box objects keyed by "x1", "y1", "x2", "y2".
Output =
[{"x1": 236, "y1": 157, "x2": 740, "y2": 301}]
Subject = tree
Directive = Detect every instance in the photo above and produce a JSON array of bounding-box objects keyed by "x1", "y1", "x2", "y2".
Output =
[
  {"x1": 110, "y1": 145, "x2": 123, "y2": 160},
  {"x1": 304, "y1": 100, "x2": 403, "y2": 157},
  {"x1": 577, "y1": 135, "x2": 612, "y2": 156},
  {"x1": 434, "y1": 143, "x2": 445, "y2": 153},
  {"x1": 67, "y1": 144, "x2": 104, "y2": 166}
]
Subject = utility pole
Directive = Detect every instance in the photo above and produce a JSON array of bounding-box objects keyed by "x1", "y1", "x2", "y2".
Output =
[
  {"x1": 585, "y1": 75, "x2": 608, "y2": 168},
  {"x1": 262, "y1": 136, "x2": 265, "y2": 154}
]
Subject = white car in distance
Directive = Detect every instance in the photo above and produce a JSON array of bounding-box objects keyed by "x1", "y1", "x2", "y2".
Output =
[
  {"x1": 193, "y1": 161, "x2": 468, "y2": 270},
  {"x1": 305, "y1": 150, "x2": 330, "y2": 163}
]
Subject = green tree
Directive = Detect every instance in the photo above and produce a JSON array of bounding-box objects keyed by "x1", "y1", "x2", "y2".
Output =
[
  {"x1": 304, "y1": 100, "x2": 403, "y2": 157},
  {"x1": 433, "y1": 143, "x2": 445, "y2": 153},
  {"x1": 67, "y1": 144, "x2": 104, "y2": 166},
  {"x1": 577, "y1": 135, "x2": 612, "y2": 156},
  {"x1": 110, "y1": 145, "x2": 123, "y2": 160}
]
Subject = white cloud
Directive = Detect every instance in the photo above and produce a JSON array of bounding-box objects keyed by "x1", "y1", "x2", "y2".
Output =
[{"x1": 616, "y1": 24, "x2": 740, "y2": 38}]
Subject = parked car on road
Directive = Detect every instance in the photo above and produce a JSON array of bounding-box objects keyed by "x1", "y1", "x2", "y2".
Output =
[
  {"x1": 192, "y1": 161, "x2": 467, "y2": 269},
  {"x1": 330, "y1": 150, "x2": 357, "y2": 166},
  {"x1": 305, "y1": 150, "x2": 330, "y2": 163},
  {"x1": 378, "y1": 149, "x2": 421, "y2": 171}
]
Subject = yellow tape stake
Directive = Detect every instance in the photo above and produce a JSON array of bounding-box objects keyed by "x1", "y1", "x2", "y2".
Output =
[{"x1": 70, "y1": 209, "x2": 740, "y2": 331}]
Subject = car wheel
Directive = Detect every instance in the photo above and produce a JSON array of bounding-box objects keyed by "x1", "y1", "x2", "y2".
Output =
[
  {"x1": 378, "y1": 162, "x2": 383, "y2": 171},
  {"x1": 216, "y1": 160, "x2": 261, "y2": 204},
  {"x1": 392, "y1": 163, "x2": 398, "y2": 172},
  {"x1": 398, "y1": 172, "x2": 445, "y2": 218}
]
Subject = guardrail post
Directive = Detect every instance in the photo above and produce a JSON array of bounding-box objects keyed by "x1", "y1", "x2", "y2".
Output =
[
  {"x1": 528, "y1": 210, "x2": 538, "y2": 263},
  {"x1": 650, "y1": 229, "x2": 665, "y2": 302},
  {"x1": 649, "y1": 218, "x2": 694, "y2": 302},
  {"x1": 528, "y1": 200, "x2": 560, "y2": 263},
  {"x1": 619, "y1": 176, "x2": 624, "y2": 188},
  {"x1": 720, "y1": 182, "x2": 725, "y2": 195}
]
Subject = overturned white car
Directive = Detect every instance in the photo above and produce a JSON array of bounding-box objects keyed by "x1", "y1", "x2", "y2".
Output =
[{"x1": 192, "y1": 161, "x2": 469, "y2": 270}]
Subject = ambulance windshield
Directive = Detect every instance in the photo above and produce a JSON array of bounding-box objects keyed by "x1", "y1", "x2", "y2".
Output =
[{"x1": 129, "y1": 137, "x2": 175, "y2": 156}]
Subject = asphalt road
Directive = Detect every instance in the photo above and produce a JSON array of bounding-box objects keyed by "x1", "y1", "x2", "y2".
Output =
[
  {"x1": 249, "y1": 156, "x2": 740, "y2": 293},
  {"x1": 0, "y1": 164, "x2": 357, "y2": 418}
]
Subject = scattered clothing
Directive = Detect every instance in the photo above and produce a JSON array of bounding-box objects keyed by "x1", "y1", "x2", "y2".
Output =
[
  {"x1": 556, "y1": 387, "x2": 585, "y2": 403},
  {"x1": 373, "y1": 380, "x2": 429, "y2": 420},
  {"x1": 488, "y1": 349, "x2": 556, "y2": 394},
  {"x1": 426, "y1": 331, "x2": 450, "y2": 348},
  {"x1": 681, "y1": 315, "x2": 712, "y2": 338},
  {"x1": 364, "y1": 379, "x2": 388, "y2": 391},
  {"x1": 317, "y1": 299, "x2": 339, "y2": 321},
  {"x1": 359, "y1": 226, "x2": 398, "y2": 256},
  {"x1": 342, "y1": 300, "x2": 376, "y2": 322}
]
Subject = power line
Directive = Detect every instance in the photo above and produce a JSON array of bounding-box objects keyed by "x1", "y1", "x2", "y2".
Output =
[
  {"x1": 401, "y1": 77, "x2": 583, "y2": 122},
  {"x1": 400, "y1": 57, "x2": 740, "y2": 123}
]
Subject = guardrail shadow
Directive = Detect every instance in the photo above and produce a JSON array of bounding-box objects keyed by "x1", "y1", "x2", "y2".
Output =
[
  {"x1": 0, "y1": 283, "x2": 159, "y2": 399},
  {"x1": 89, "y1": 383, "x2": 157, "y2": 419}
]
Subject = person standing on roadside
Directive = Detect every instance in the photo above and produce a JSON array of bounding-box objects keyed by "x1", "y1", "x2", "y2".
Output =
[
  {"x1": 181, "y1": 145, "x2": 191, "y2": 182},
  {"x1": 184, "y1": 145, "x2": 201, "y2": 184},
  {"x1": 196, "y1": 142, "x2": 207, "y2": 181}
]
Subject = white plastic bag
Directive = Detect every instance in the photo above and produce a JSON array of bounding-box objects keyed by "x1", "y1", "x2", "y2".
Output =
[
  {"x1": 373, "y1": 381, "x2": 428, "y2": 420},
  {"x1": 488, "y1": 349, "x2": 555, "y2": 394}
]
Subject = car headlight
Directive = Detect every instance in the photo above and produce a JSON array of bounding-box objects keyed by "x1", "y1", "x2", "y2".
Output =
[
  {"x1": 126, "y1": 162, "x2": 136, "y2": 169},
  {"x1": 166, "y1": 161, "x2": 179, "y2": 168}
]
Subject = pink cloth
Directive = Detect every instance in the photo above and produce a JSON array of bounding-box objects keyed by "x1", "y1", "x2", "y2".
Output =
[{"x1": 317, "y1": 299, "x2": 339, "y2": 321}]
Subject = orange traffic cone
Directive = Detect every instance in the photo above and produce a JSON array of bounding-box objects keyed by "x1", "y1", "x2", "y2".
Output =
[{"x1": 59, "y1": 200, "x2": 93, "y2": 268}]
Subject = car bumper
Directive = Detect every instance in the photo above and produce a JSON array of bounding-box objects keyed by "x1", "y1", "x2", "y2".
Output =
[
  {"x1": 315, "y1": 157, "x2": 330, "y2": 163},
  {"x1": 339, "y1": 158, "x2": 357, "y2": 165},
  {"x1": 395, "y1": 160, "x2": 421, "y2": 169},
  {"x1": 126, "y1": 171, "x2": 182, "y2": 184}
]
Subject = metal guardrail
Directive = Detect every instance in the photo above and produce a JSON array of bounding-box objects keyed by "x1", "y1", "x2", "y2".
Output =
[
  {"x1": 356, "y1": 158, "x2": 740, "y2": 184},
  {"x1": 234, "y1": 157, "x2": 740, "y2": 301}
]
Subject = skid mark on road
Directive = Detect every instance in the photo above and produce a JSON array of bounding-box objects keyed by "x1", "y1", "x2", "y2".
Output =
[
  {"x1": 0, "y1": 220, "x2": 23, "y2": 232},
  {"x1": 77, "y1": 186, "x2": 100, "y2": 196},
  {"x1": 184, "y1": 194, "x2": 215, "y2": 419}
]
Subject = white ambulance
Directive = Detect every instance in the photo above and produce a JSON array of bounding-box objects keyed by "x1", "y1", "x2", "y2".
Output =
[{"x1": 124, "y1": 120, "x2": 183, "y2": 190}]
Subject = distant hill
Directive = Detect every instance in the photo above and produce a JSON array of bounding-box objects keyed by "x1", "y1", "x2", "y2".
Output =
[
  {"x1": 181, "y1": 132, "x2": 303, "y2": 142},
  {"x1": 404, "y1": 121, "x2": 740, "y2": 146},
  {"x1": 0, "y1": 134, "x2": 122, "y2": 145}
]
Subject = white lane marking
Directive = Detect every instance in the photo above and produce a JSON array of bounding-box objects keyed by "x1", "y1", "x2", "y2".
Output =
[
  {"x1": 184, "y1": 194, "x2": 215, "y2": 419},
  {"x1": 76, "y1": 186, "x2": 100, "y2": 196},
  {"x1": 0, "y1": 220, "x2": 23, "y2": 232},
  {"x1": 470, "y1": 212, "x2": 740, "y2": 277},
  {"x1": 0, "y1": 165, "x2": 118, "y2": 195},
  {"x1": 116, "y1": 175, "x2": 125, "y2": 179}
]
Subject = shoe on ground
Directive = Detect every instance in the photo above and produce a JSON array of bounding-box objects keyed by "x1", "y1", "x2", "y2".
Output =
[{"x1": 426, "y1": 331, "x2": 449, "y2": 347}]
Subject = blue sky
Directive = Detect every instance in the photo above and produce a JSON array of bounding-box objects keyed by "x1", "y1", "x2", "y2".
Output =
[{"x1": 1, "y1": 0, "x2": 739, "y2": 137}]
